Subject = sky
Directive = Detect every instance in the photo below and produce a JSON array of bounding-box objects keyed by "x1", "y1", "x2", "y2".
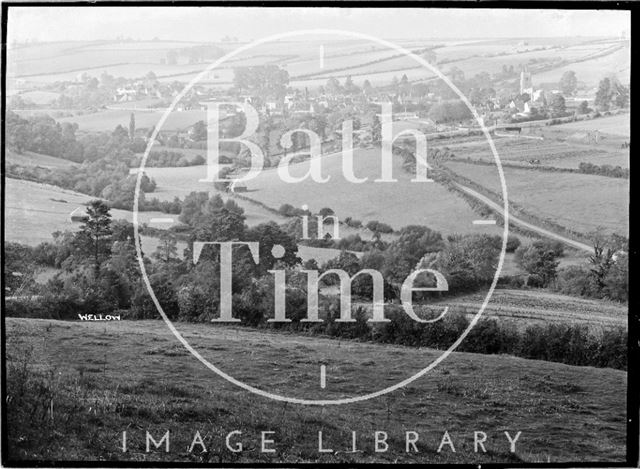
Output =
[{"x1": 7, "y1": 7, "x2": 631, "y2": 44}]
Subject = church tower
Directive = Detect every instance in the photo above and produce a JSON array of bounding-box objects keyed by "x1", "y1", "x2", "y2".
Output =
[{"x1": 520, "y1": 69, "x2": 533, "y2": 95}]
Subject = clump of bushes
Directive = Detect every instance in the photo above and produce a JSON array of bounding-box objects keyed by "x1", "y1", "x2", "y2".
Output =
[
  {"x1": 578, "y1": 162, "x2": 628, "y2": 178},
  {"x1": 344, "y1": 217, "x2": 363, "y2": 229},
  {"x1": 278, "y1": 203, "x2": 311, "y2": 218},
  {"x1": 366, "y1": 220, "x2": 394, "y2": 234}
]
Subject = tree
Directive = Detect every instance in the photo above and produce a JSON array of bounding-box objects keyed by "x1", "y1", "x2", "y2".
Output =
[
  {"x1": 613, "y1": 83, "x2": 629, "y2": 108},
  {"x1": 318, "y1": 207, "x2": 335, "y2": 218},
  {"x1": 588, "y1": 233, "x2": 627, "y2": 292},
  {"x1": 153, "y1": 232, "x2": 179, "y2": 263},
  {"x1": 428, "y1": 100, "x2": 472, "y2": 123},
  {"x1": 577, "y1": 100, "x2": 591, "y2": 115},
  {"x1": 514, "y1": 241, "x2": 560, "y2": 287},
  {"x1": 559, "y1": 71, "x2": 578, "y2": 96},
  {"x1": 391, "y1": 76, "x2": 399, "y2": 91},
  {"x1": 246, "y1": 222, "x2": 301, "y2": 275},
  {"x1": 179, "y1": 191, "x2": 210, "y2": 226},
  {"x1": 381, "y1": 225, "x2": 444, "y2": 296},
  {"x1": 233, "y1": 65, "x2": 290, "y2": 101},
  {"x1": 129, "y1": 113, "x2": 136, "y2": 140},
  {"x1": 372, "y1": 114, "x2": 382, "y2": 144},
  {"x1": 594, "y1": 77, "x2": 613, "y2": 110},
  {"x1": 75, "y1": 200, "x2": 113, "y2": 278},
  {"x1": 191, "y1": 120, "x2": 207, "y2": 142},
  {"x1": 362, "y1": 79, "x2": 374, "y2": 96},
  {"x1": 112, "y1": 124, "x2": 130, "y2": 144},
  {"x1": 549, "y1": 94, "x2": 566, "y2": 116},
  {"x1": 399, "y1": 74, "x2": 411, "y2": 96},
  {"x1": 344, "y1": 75, "x2": 359, "y2": 94},
  {"x1": 325, "y1": 77, "x2": 342, "y2": 95},
  {"x1": 5, "y1": 111, "x2": 29, "y2": 153},
  {"x1": 436, "y1": 235, "x2": 500, "y2": 292},
  {"x1": 4, "y1": 243, "x2": 37, "y2": 296},
  {"x1": 322, "y1": 251, "x2": 362, "y2": 283}
]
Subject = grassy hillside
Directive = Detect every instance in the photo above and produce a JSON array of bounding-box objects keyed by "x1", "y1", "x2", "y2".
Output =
[
  {"x1": 6, "y1": 149, "x2": 78, "y2": 169},
  {"x1": 4, "y1": 317, "x2": 627, "y2": 463},
  {"x1": 4, "y1": 178, "x2": 173, "y2": 255}
]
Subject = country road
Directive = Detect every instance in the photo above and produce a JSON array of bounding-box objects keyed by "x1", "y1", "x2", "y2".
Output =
[{"x1": 453, "y1": 182, "x2": 595, "y2": 254}]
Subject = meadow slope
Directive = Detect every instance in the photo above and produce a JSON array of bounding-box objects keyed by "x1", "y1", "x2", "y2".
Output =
[{"x1": 4, "y1": 317, "x2": 627, "y2": 464}]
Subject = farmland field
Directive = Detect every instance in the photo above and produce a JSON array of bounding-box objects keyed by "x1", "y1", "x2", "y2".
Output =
[
  {"x1": 128, "y1": 164, "x2": 292, "y2": 227},
  {"x1": 532, "y1": 43, "x2": 630, "y2": 88},
  {"x1": 438, "y1": 134, "x2": 629, "y2": 169},
  {"x1": 7, "y1": 36, "x2": 629, "y2": 90},
  {"x1": 10, "y1": 89, "x2": 61, "y2": 104},
  {"x1": 58, "y1": 109, "x2": 207, "y2": 132},
  {"x1": 430, "y1": 288, "x2": 626, "y2": 331},
  {"x1": 4, "y1": 317, "x2": 627, "y2": 463},
  {"x1": 549, "y1": 113, "x2": 631, "y2": 138},
  {"x1": 240, "y1": 149, "x2": 505, "y2": 237},
  {"x1": 443, "y1": 161, "x2": 629, "y2": 236}
]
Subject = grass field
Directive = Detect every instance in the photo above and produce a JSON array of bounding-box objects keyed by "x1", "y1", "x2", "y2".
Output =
[
  {"x1": 12, "y1": 89, "x2": 61, "y2": 104},
  {"x1": 532, "y1": 43, "x2": 630, "y2": 88},
  {"x1": 439, "y1": 134, "x2": 629, "y2": 169},
  {"x1": 549, "y1": 113, "x2": 631, "y2": 138},
  {"x1": 4, "y1": 178, "x2": 177, "y2": 255},
  {"x1": 443, "y1": 161, "x2": 629, "y2": 236},
  {"x1": 6, "y1": 149, "x2": 78, "y2": 169},
  {"x1": 58, "y1": 109, "x2": 207, "y2": 132},
  {"x1": 240, "y1": 149, "x2": 504, "y2": 237},
  {"x1": 4, "y1": 317, "x2": 627, "y2": 463}
]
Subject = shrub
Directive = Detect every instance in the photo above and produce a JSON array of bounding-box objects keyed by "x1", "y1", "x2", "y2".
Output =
[
  {"x1": 366, "y1": 220, "x2": 394, "y2": 234},
  {"x1": 130, "y1": 273, "x2": 179, "y2": 320},
  {"x1": 344, "y1": 217, "x2": 363, "y2": 229},
  {"x1": 506, "y1": 235, "x2": 521, "y2": 253},
  {"x1": 554, "y1": 265, "x2": 592, "y2": 297},
  {"x1": 460, "y1": 318, "x2": 519, "y2": 355},
  {"x1": 318, "y1": 207, "x2": 335, "y2": 218}
]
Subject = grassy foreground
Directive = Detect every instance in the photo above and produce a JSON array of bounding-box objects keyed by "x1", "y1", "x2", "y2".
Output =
[{"x1": 4, "y1": 318, "x2": 627, "y2": 464}]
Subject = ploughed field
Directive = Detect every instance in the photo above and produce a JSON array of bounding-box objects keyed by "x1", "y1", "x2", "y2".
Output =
[
  {"x1": 429, "y1": 288, "x2": 626, "y2": 331},
  {"x1": 4, "y1": 317, "x2": 627, "y2": 463}
]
